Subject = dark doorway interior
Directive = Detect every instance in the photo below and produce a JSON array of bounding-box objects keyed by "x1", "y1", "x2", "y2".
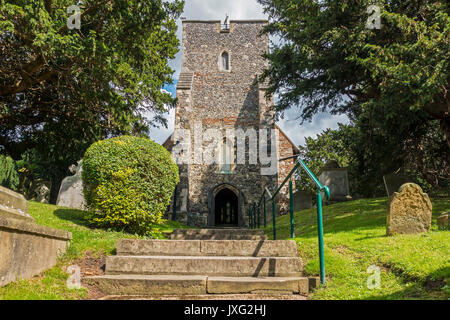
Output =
[{"x1": 214, "y1": 188, "x2": 238, "y2": 226}]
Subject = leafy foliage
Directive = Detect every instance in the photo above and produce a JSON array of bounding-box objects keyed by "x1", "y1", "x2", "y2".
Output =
[
  {"x1": 258, "y1": 0, "x2": 449, "y2": 143},
  {"x1": 0, "y1": 0, "x2": 184, "y2": 201},
  {"x1": 82, "y1": 136, "x2": 179, "y2": 235},
  {"x1": 258, "y1": 0, "x2": 449, "y2": 196},
  {"x1": 0, "y1": 155, "x2": 20, "y2": 190},
  {"x1": 296, "y1": 124, "x2": 353, "y2": 194},
  {"x1": 297, "y1": 120, "x2": 449, "y2": 197}
]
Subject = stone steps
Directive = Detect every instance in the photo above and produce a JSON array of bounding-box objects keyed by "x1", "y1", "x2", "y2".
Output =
[
  {"x1": 105, "y1": 255, "x2": 302, "y2": 277},
  {"x1": 85, "y1": 275, "x2": 309, "y2": 296},
  {"x1": 85, "y1": 229, "x2": 310, "y2": 297},
  {"x1": 170, "y1": 228, "x2": 267, "y2": 240},
  {"x1": 116, "y1": 239, "x2": 297, "y2": 257}
]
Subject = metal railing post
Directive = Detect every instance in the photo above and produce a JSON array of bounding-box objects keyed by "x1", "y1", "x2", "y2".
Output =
[
  {"x1": 257, "y1": 202, "x2": 260, "y2": 229},
  {"x1": 272, "y1": 200, "x2": 276, "y2": 240},
  {"x1": 317, "y1": 191, "x2": 326, "y2": 285},
  {"x1": 263, "y1": 195, "x2": 267, "y2": 228},
  {"x1": 289, "y1": 179, "x2": 295, "y2": 239},
  {"x1": 252, "y1": 203, "x2": 256, "y2": 229}
]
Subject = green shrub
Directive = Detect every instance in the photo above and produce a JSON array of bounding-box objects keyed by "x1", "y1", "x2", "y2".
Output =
[
  {"x1": 0, "y1": 155, "x2": 20, "y2": 190},
  {"x1": 82, "y1": 135, "x2": 179, "y2": 235}
]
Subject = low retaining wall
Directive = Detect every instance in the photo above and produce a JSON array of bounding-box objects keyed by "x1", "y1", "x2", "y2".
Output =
[{"x1": 0, "y1": 215, "x2": 72, "y2": 287}]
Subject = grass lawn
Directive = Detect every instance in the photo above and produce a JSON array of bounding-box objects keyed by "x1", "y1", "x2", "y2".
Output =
[
  {"x1": 265, "y1": 197, "x2": 450, "y2": 300},
  {"x1": 0, "y1": 202, "x2": 189, "y2": 300}
]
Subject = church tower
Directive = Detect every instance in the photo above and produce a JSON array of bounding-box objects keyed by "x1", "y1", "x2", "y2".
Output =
[{"x1": 163, "y1": 19, "x2": 298, "y2": 227}]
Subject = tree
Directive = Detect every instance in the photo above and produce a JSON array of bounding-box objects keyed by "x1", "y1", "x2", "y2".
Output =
[
  {"x1": 0, "y1": 0, "x2": 184, "y2": 202},
  {"x1": 297, "y1": 120, "x2": 449, "y2": 198},
  {"x1": 296, "y1": 124, "x2": 352, "y2": 194},
  {"x1": 258, "y1": 0, "x2": 449, "y2": 145}
]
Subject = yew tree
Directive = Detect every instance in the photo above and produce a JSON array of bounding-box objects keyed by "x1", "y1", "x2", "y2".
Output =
[
  {"x1": 0, "y1": 0, "x2": 183, "y2": 201},
  {"x1": 258, "y1": 0, "x2": 449, "y2": 145}
]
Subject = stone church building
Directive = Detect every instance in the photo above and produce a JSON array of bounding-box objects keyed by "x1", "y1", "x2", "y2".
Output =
[{"x1": 163, "y1": 20, "x2": 299, "y2": 228}]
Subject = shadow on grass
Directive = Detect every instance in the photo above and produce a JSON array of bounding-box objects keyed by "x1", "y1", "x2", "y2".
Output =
[
  {"x1": 53, "y1": 208, "x2": 94, "y2": 229},
  {"x1": 365, "y1": 265, "x2": 449, "y2": 300},
  {"x1": 269, "y1": 197, "x2": 449, "y2": 240}
]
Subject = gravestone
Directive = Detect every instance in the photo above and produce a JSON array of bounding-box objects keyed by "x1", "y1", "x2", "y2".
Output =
[
  {"x1": 437, "y1": 212, "x2": 449, "y2": 231},
  {"x1": 33, "y1": 180, "x2": 51, "y2": 203},
  {"x1": 294, "y1": 191, "x2": 313, "y2": 211},
  {"x1": 318, "y1": 161, "x2": 351, "y2": 202},
  {"x1": 383, "y1": 173, "x2": 414, "y2": 197},
  {"x1": 56, "y1": 160, "x2": 86, "y2": 210},
  {"x1": 386, "y1": 183, "x2": 432, "y2": 236}
]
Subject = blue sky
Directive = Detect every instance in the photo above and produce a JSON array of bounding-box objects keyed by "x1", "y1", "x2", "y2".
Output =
[{"x1": 149, "y1": 0, "x2": 349, "y2": 146}]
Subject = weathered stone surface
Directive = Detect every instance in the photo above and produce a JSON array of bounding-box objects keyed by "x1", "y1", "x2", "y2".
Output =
[
  {"x1": 0, "y1": 215, "x2": 72, "y2": 287},
  {"x1": 437, "y1": 212, "x2": 449, "y2": 231},
  {"x1": 293, "y1": 191, "x2": 313, "y2": 211},
  {"x1": 199, "y1": 240, "x2": 297, "y2": 257},
  {"x1": 106, "y1": 256, "x2": 302, "y2": 277},
  {"x1": 318, "y1": 167, "x2": 351, "y2": 202},
  {"x1": 116, "y1": 239, "x2": 298, "y2": 257},
  {"x1": 84, "y1": 275, "x2": 207, "y2": 296},
  {"x1": 164, "y1": 20, "x2": 298, "y2": 228},
  {"x1": 30, "y1": 180, "x2": 51, "y2": 204},
  {"x1": 84, "y1": 275, "x2": 310, "y2": 296},
  {"x1": 206, "y1": 277, "x2": 306, "y2": 294},
  {"x1": 308, "y1": 277, "x2": 320, "y2": 292},
  {"x1": 56, "y1": 160, "x2": 86, "y2": 210},
  {"x1": 0, "y1": 204, "x2": 35, "y2": 223},
  {"x1": 0, "y1": 185, "x2": 29, "y2": 214},
  {"x1": 386, "y1": 183, "x2": 432, "y2": 236},
  {"x1": 169, "y1": 228, "x2": 268, "y2": 240}
]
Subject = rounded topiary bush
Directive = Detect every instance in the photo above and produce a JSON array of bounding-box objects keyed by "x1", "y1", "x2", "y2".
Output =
[{"x1": 82, "y1": 135, "x2": 179, "y2": 235}]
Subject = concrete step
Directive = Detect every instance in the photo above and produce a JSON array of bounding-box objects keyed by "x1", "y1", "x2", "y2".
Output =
[
  {"x1": 170, "y1": 228, "x2": 267, "y2": 240},
  {"x1": 105, "y1": 256, "x2": 302, "y2": 277},
  {"x1": 84, "y1": 275, "x2": 309, "y2": 296},
  {"x1": 116, "y1": 239, "x2": 298, "y2": 257}
]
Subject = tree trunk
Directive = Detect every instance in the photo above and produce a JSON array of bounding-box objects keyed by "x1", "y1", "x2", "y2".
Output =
[
  {"x1": 441, "y1": 117, "x2": 450, "y2": 148},
  {"x1": 50, "y1": 175, "x2": 63, "y2": 205}
]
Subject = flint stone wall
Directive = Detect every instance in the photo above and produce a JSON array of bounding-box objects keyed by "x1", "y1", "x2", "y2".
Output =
[{"x1": 170, "y1": 21, "x2": 297, "y2": 227}]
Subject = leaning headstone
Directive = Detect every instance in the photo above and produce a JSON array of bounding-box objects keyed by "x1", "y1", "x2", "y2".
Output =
[
  {"x1": 318, "y1": 160, "x2": 351, "y2": 202},
  {"x1": 56, "y1": 160, "x2": 86, "y2": 210},
  {"x1": 383, "y1": 173, "x2": 414, "y2": 197},
  {"x1": 294, "y1": 190, "x2": 313, "y2": 211},
  {"x1": 437, "y1": 212, "x2": 449, "y2": 231},
  {"x1": 386, "y1": 183, "x2": 432, "y2": 236}
]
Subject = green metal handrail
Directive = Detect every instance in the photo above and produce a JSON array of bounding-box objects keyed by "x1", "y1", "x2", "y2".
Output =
[{"x1": 253, "y1": 156, "x2": 330, "y2": 285}]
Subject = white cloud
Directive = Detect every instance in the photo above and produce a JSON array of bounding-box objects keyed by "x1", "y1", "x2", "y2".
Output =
[{"x1": 149, "y1": 0, "x2": 350, "y2": 146}]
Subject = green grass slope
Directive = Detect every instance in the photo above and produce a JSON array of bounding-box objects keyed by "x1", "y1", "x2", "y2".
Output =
[
  {"x1": 265, "y1": 197, "x2": 450, "y2": 300},
  {"x1": 0, "y1": 202, "x2": 188, "y2": 300}
]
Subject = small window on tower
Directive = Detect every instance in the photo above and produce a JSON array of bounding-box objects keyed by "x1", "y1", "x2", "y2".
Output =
[{"x1": 221, "y1": 52, "x2": 229, "y2": 71}]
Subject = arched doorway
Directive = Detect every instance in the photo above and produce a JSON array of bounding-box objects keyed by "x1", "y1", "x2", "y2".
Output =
[
  {"x1": 214, "y1": 188, "x2": 238, "y2": 226},
  {"x1": 208, "y1": 184, "x2": 243, "y2": 228}
]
